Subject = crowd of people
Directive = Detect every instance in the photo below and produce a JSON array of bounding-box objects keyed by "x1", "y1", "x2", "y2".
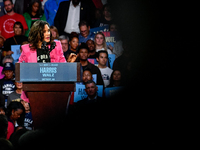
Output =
[
  {"x1": 0, "y1": 0, "x2": 188, "y2": 148},
  {"x1": 0, "y1": 0, "x2": 132, "y2": 149}
]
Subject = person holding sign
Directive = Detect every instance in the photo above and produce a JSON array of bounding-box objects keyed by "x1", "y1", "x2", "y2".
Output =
[
  {"x1": 18, "y1": 20, "x2": 76, "y2": 63},
  {"x1": 3, "y1": 22, "x2": 28, "y2": 56},
  {"x1": 68, "y1": 68, "x2": 94, "y2": 105},
  {"x1": 94, "y1": 32, "x2": 112, "y2": 54},
  {"x1": 76, "y1": 80, "x2": 103, "y2": 105}
]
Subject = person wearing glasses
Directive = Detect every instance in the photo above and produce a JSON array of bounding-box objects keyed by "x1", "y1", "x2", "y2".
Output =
[{"x1": 78, "y1": 20, "x2": 95, "y2": 44}]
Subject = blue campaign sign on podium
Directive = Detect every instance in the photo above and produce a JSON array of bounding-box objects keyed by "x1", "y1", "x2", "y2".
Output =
[{"x1": 74, "y1": 83, "x2": 103, "y2": 103}]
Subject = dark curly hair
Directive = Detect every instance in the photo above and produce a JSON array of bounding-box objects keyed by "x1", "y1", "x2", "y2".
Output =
[
  {"x1": 27, "y1": 0, "x2": 44, "y2": 16},
  {"x1": 28, "y1": 20, "x2": 54, "y2": 49},
  {"x1": 6, "y1": 102, "x2": 25, "y2": 126}
]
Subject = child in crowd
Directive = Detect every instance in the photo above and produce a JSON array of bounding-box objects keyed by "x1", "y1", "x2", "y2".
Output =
[
  {"x1": 0, "y1": 62, "x2": 15, "y2": 108},
  {"x1": 96, "y1": 50, "x2": 113, "y2": 87}
]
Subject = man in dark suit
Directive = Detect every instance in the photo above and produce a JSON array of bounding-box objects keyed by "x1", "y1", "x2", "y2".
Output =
[
  {"x1": 77, "y1": 80, "x2": 103, "y2": 105},
  {"x1": 54, "y1": 0, "x2": 91, "y2": 35}
]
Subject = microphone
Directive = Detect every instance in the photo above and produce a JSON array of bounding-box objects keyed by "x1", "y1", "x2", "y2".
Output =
[
  {"x1": 41, "y1": 41, "x2": 56, "y2": 55},
  {"x1": 41, "y1": 41, "x2": 47, "y2": 50},
  {"x1": 47, "y1": 42, "x2": 56, "y2": 55},
  {"x1": 50, "y1": 42, "x2": 56, "y2": 51}
]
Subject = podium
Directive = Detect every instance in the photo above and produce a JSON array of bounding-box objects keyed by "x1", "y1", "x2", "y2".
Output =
[{"x1": 15, "y1": 63, "x2": 81, "y2": 129}]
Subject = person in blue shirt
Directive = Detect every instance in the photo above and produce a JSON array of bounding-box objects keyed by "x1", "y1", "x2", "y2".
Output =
[
  {"x1": 44, "y1": 0, "x2": 68, "y2": 26},
  {"x1": 78, "y1": 20, "x2": 95, "y2": 44}
]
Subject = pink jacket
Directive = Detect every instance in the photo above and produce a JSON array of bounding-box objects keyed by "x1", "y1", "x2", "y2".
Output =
[{"x1": 18, "y1": 40, "x2": 66, "y2": 63}]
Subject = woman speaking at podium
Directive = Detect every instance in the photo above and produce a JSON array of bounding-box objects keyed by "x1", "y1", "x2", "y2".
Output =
[{"x1": 18, "y1": 20, "x2": 76, "y2": 63}]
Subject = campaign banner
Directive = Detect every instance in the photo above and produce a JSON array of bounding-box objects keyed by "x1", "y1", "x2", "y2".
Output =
[
  {"x1": 74, "y1": 83, "x2": 103, "y2": 102},
  {"x1": 11, "y1": 45, "x2": 21, "y2": 61},
  {"x1": 90, "y1": 26, "x2": 109, "y2": 34},
  {"x1": 102, "y1": 31, "x2": 120, "y2": 48},
  {"x1": 104, "y1": 86, "x2": 124, "y2": 98}
]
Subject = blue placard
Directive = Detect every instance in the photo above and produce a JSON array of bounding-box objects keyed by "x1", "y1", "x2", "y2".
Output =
[
  {"x1": 104, "y1": 87, "x2": 124, "y2": 98},
  {"x1": 103, "y1": 31, "x2": 120, "y2": 50},
  {"x1": 92, "y1": 74, "x2": 97, "y2": 83},
  {"x1": 74, "y1": 83, "x2": 103, "y2": 102},
  {"x1": 108, "y1": 54, "x2": 115, "y2": 69},
  {"x1": 90, "y1": 26, "x2": 109, "y2": 34},
  {"x1": 11, "y1": 45, "x2": 21, "y2": 61}
]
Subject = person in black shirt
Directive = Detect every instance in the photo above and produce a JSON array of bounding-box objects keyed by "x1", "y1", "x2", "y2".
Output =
[
  {"x1": 36, "y1": 46, "x2": 51, "y2": 63},
  {"x1": 76, "y1": 43, "x2": 104, "y2": 87},
  {"x1": 86, "y1": 39, "x2": 98, "y2": 58},
  {"x1": 76, "y1": 80, "x2": 103, "y2": 105},
  {"x1": 93, "y1": 4, "x2": 113, "y2": 28},
  {"x1": 3, "y1": 22, "x2": 28, "y2": 56}
]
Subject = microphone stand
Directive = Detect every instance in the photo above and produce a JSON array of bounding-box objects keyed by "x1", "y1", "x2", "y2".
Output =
[{"x1": 41, "y1": 41, "x2": 56, "y2": 62}]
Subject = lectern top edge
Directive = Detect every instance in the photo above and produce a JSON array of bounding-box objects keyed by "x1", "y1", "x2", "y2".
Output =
[{"x1": 15, "y1": 62, "x2": 81, "y2": 82}]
